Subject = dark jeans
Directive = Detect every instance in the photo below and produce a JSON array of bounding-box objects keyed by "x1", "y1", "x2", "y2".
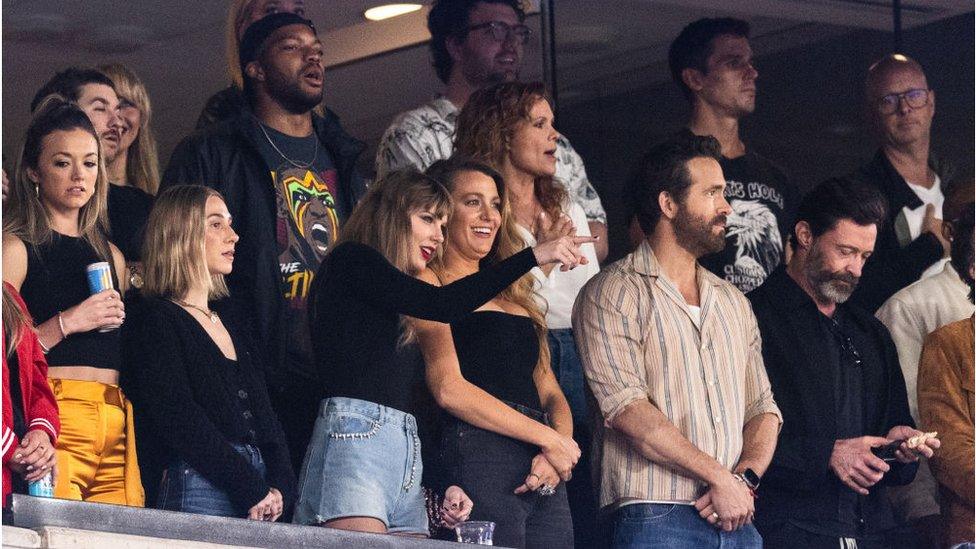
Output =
[
  {"x1": 548, "y1": 328, "x2": 605, "y2": 547},
  {"x1": 612, "y1": 504, "x2": 762, "y2": 549},
  {"x1": 157, "y1": 444, "x2": 266, "y2": 518},
  {"x1": 441, "y1": 401, "x2": 573, "y2": 549},
  {"x1": 760, "y1": 520, "x2": 888, "y2": 549}
]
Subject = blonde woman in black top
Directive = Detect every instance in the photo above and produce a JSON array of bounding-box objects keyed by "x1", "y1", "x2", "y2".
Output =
[{"x1": 122, "y1": 185, "x2": 294, "y2": 519}]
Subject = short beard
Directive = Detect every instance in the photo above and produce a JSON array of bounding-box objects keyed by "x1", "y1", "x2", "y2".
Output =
[
  {"x1": 674, "y1": 203, "x2": 726, "y2": 258},
  {"x1": 804, "y1": 240, "x2": 859, "y2": 304},
  {"x1": 265, "y1": 71, "x2": 322, "y2": 115}
]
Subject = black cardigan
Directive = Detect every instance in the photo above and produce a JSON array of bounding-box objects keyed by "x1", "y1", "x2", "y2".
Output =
[{"x1": 121, "y1": 297, "x2": 295, "y2": 514}]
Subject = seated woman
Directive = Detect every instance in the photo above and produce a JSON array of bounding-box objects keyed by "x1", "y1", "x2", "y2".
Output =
[
  {"x1": 416, "y1": 158, "x2": 577, "y2": 549},
  {"x1": 3, "y1": 283, "x2": 60, "y2": 505},
  {"x1": 295, "y1": 168, "x2": 590, "y2": 535},
  {"x1": 122, "y1": 185, "x2": 294, "y2": 520},
  {"x1": 2, "y1": 98, "x2": 141, "y2": 505}
]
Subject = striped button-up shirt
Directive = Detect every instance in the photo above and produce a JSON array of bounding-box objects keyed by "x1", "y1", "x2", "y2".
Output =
[{"x1": 573, "y1": 241, "x2": 781, "y2": 509}]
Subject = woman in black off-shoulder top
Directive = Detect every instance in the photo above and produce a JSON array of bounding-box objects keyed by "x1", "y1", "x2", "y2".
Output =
[{"x1": 293, "y1": 168, "x2": 592, "y2": 536}]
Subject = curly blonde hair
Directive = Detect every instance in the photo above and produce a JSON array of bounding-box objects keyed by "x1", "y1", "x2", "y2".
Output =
[{"x1": 454, "y1": 81, "x2": 567, "y2": 223}]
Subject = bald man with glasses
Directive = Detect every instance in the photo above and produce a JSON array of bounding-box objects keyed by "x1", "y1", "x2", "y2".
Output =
[{"x1": 847, "y1": 54, "x2": 955, "y2": 314}]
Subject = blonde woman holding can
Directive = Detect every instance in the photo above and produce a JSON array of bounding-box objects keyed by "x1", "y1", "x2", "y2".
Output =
[{"x1": 2, "y1": 98, "x2": 141, "y2": 506}]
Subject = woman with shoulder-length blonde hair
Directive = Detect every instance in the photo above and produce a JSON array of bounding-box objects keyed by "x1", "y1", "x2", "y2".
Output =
[
  {"x1": 455, "y1": 81, "x2": 602, "y2": 546},
  {"x1": 415, "y1": 157, "x2": 578, "y2": 548},
  {"x1": 294, "y1": 167, "x2": 591, "y2": 535},
  {"x1": 98, "y1": 63, "x2": 159, "y2": 267},
  {"x1": 121, "y1": 184, "x2": 295, "y2": 519},
  {"x1": 2, "y1": 97, "x2": 140, "y2": 506},
  {"x1": 195, "y1": 0, "x2": 309, "y2": 128}
]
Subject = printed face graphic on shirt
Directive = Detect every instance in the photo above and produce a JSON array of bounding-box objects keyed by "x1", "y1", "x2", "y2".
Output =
[{"x1": 280, "y1": 168, "x2": 339, "y2": 257}]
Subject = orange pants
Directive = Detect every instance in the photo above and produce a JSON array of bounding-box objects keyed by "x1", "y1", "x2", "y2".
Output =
[{"x1": 48, "y1": 378, "x2": 144, "y2": 506}]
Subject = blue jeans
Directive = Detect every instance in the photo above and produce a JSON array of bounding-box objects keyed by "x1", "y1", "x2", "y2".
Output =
[
  {"x1": 293, "y1": 397, "x2": 427, "y2": 534},
  {"x1": 157, "y1": 444, "x2": 266, "y2": 518},
  {"x1": 612, "y1": 503, "x2": 763, "y2": 549},
  {"x1": 547, "y1": 329, "x2": 588, "y2": 424}
]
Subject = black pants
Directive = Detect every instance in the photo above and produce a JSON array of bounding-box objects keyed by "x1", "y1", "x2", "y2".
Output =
[
  {"x1": 441, "y1": 404, "x2": 574, "y2": 549},
  {"x1": 761, "y1": 521, "x2": 889, "y2": 549}
]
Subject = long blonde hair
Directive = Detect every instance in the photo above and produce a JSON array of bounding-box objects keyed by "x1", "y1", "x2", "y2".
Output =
[
  {"x1": 3, "y1": 285, "x2": 30, "y2": 359},
  {"x1": 141, "y1": 185, "x2": 230, "y2": 301},
  {"x1": 426, "y1": 157, "x2": 552, "y2": 374},
  {"x1": 98, "y1": 63, "x2": 160, "y2": 195},
  {"x1": 3, "y1": 96, "x2": 113, "y2": 264}
]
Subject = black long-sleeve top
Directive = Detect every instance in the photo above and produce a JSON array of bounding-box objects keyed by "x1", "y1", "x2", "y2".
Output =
[
  {"x1": 121, "y1": 297, "x2": 295, "y2": 514},
  {"x1": 309, "y1": 242, "x2": 538, "y2": 415}
]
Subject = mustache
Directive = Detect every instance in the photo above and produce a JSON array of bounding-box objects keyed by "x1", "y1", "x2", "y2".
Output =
[{"x1": 828, "y1": 272, "x2": 859, "y2": 286}]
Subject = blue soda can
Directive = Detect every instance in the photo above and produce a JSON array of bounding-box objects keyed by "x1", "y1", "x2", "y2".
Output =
[
  {"x1": 86, "y1": 262, "x2": 118, "y2": 332},
  {"x1": 86, "y1": 262, "x2": 113, "y2": 294},
  {"x1": 28, "y1": 472, "x2": 54, "y2": 498}
]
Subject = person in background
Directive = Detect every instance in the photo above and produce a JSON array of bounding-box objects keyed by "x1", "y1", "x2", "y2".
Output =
[
  {"x1": 453, "y1": 80, "x2": 601, "y2": 545},
  {"x1": 196, "y1": 0, "x2": 307, "y2": 128},
  {"x1": 2, "y1": 98, "x2": 142, "y2": 506},
  {"x1": 97, "y1": 64, "x2": 159, "y2": 282},
  {"x1": 849, "y1": 54, "x2": 953, "y2": 312},
  {"x1": 876, "y1": 183, "x2": 974, "y2": 548},
  {"x1": 416, "y1": 157, "x2": 578, "y2": 548},
  {"x1": 575, "y1": 134, "x2": 782, "y2": 549},
  {"x1": 376, "y1": 0, "x2": 608, "y2": 264},
  {"x1": 294, "y1": 168, "x2": 589, "y2": 534},
  {"x1": 163, "y1": 13, "x2": 366, "y2": 477},
  {"x1": 749, "y1": 178, "x2": 939, "y2": 549},
  {"x1": 2, "y1": 283, "x2": 60, "y2": 506},
  {"x1": 659, "y1": 17, "x2": 797, "y2": 293},
  {"x1": 122, "y1": 185, "x2": 295, "y2": 520}
]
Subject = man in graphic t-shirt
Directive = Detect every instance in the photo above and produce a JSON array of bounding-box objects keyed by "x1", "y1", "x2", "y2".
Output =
[
  {"x1": 666, "y1": 17, "x2": 797, "y2": 293},
  {"x1": 162, "y1": 13, "x2": 366, "y2": 475}
]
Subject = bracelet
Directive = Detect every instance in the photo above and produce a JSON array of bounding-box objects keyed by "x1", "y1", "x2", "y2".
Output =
[
  {"x1": 38, "y1": 337, "x2": 51, "y2": 355},
  {"x1": 57, "y1": 311, "x2": 68, "y2": 339}
]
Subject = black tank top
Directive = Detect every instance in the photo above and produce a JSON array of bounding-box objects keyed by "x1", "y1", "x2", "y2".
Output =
[
  {"x1": 451, "y1": 310, "x2": 543, "y2": 412},
  {"x1": 20, "y1": 233, "x2": 121, "y2": 371}
]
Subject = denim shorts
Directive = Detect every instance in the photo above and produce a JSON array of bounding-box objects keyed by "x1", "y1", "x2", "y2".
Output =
[
  {"x1": 157, "y1": 443, "x2": 266, "y2": 518},
  {"x1": 293, "y1": 397, "x2": 427, "y2": 534}
]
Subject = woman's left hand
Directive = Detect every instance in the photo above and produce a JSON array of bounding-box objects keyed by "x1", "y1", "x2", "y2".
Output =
[
  {"x1": 514, "y1": 453, "x2": 561, "y2": 495},
  {"x1": 11, "y1": 430, "x2": 57, "y2": 483},
  {"x1": 440, "y1": 485, "x2": 473, "y2": 528}
]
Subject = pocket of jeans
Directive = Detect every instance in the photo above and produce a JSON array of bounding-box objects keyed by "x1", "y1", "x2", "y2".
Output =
[
  {"x1": 327, "y1": 412, "x2": 381, "y2": 439},
  {"x1": 618, "y1": 504, "x2": 678, "y2": 522}
]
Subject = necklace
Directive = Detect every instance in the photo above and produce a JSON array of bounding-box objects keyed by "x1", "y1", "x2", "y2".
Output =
[
  {"x1": 256, "y1": 120, "x2": 318, "y2": 169},
  {"x1": 173, "y1": 299, "x2": 220, "y2": 324}
]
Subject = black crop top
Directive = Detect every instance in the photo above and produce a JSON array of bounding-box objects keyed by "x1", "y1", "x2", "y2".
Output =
[
  {"x1": 310, "y1": 242, "x2": 537, "y2": 415},
  {"x1": 452, "y1": 311, "x2": 543, "y2": 412},
  {"x1": 20, "y1": 233, "x2": 121, "y2": 371}
]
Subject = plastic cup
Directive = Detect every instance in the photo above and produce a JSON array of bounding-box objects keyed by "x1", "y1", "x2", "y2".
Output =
[{"x1": 455, "y1": 521, "x2": 495, "y2": 545}]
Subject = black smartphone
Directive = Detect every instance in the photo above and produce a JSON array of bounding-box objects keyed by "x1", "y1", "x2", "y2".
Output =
[{"x1": 871, "y1": 439, "x2": 904, "y2": 462}]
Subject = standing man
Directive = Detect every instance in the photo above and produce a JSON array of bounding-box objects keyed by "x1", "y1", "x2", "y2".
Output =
[
  {"x1": 849, "y1": 54, "x2": 952, "y2": 312},
  {"x1": 162, "y1": 13, "x2": 367, "y2": 475},
  {"x1": 748, "y1": 178, "x2": 940, "y2": 548},
  {"x1": 574, "y1": 134, "x2": 782, "y2": 549},
  {"x1": 375, "y1": 0, "x2": 608, "y2": 262},
  {"x1": 667, "y1": 18, "x2": 797, "y2": 293}
]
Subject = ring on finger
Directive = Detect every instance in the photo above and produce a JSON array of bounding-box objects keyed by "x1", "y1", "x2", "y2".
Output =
[{"x1": 538, "y1": 484, "x2": 556, "y2": 497}]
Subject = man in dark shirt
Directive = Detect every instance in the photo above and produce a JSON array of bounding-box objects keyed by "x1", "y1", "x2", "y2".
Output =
[
  {"x1": 749, "y1": 178, "x2": 940, "y2": 549},
  {"x1": 667, "y1": 17, "x2": 797, "y2": 293},
  {"x1": 162, "y1": 13, "x2": 366, "y2": 474},
  {"x1": 849, "y1": 54, "x2": 952, "y2": 313}
]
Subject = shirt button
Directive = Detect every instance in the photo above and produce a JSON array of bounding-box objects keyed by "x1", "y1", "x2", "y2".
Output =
[
  {"x1": 713, "y1": 414, "x2": 721, "y2": 422},
  {"x1": 238, "y1": 390, "x2": 248, "y2": 399},
  {"x1": 242, "y1": 410, "x2": 253, "y2": 420}
]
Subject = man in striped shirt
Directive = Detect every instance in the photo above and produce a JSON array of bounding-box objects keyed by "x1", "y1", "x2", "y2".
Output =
[{"x1": 574, "y1": 133, "x2": 782, "y2": 549}]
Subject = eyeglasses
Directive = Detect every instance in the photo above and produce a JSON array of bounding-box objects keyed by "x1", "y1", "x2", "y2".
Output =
[
  {"x1": 466, "y1": 21, "x2": 533, "y2": 44},
  {"x1": 828, "y1": 318, "x2": 862, "y2": 367},
  {"x1": 877, "y1": 88, "x2": 930, "y2": 114}
]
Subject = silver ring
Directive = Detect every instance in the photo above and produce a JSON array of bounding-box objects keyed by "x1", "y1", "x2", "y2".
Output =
[
  {"x1": 710, "y1": 512, "x2": 719, "y2": 520},
  {"x1": 538, "y1": 484, "x2": 556, "y2": 496}
]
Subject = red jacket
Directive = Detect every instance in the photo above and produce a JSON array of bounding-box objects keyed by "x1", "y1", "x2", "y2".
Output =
[{"x1": 2, "y1": 283, "x2": 59, "y2": 503}]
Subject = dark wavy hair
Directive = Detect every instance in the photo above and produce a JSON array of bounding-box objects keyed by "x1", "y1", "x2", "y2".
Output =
[
  {"x1": 791, "y1": 178, "x2": 888, "y2": 244},
  {"x1": 30, "y1": 67, "x2": 116, "y2": 113},
  {"x1": 454, "y1": 81, "x2": 567, "y2": 222},
  {"x1": 427, "y1": 0, "x2": 525, "y2": 84},
  {"x1": 668, "y1": 17, "x2": 750, "y2": 101}
]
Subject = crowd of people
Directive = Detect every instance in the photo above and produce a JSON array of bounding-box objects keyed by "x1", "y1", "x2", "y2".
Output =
[{"x1": 1, "y1": 1, "x2": 973, "y2": 549}]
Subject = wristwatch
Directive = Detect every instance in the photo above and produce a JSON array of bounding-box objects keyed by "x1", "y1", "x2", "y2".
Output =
[{"x1": 734, "y1": 468, "x2": 761, "y2": 491}]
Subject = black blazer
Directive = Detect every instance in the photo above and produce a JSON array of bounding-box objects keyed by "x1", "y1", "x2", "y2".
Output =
[
  {"x1": 121, "y1": 297, "x2": 295, "y2": 514},
  {"x1": 749, "y1": 267, "x2": 916, "y2": 536}
]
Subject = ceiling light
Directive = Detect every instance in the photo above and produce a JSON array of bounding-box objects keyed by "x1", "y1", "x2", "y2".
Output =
[{"x1": 364, "y1": 4, "x2": 423, "y2": 21}]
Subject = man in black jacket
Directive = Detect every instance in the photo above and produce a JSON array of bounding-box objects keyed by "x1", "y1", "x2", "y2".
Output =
[
  {"x1": 749, "y1": 178, "x2": 940, "y2": 549},
  {"x1": 162, "y1": 13, "x2": 366, "y2": 474},
  {"x1": 849, "y1": 54, "x2": 952, "y2": 313}
]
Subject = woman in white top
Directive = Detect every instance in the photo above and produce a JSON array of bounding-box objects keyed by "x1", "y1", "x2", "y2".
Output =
[{"x1": 454, "y1": 81, "x2": 600, "y2": 546}]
